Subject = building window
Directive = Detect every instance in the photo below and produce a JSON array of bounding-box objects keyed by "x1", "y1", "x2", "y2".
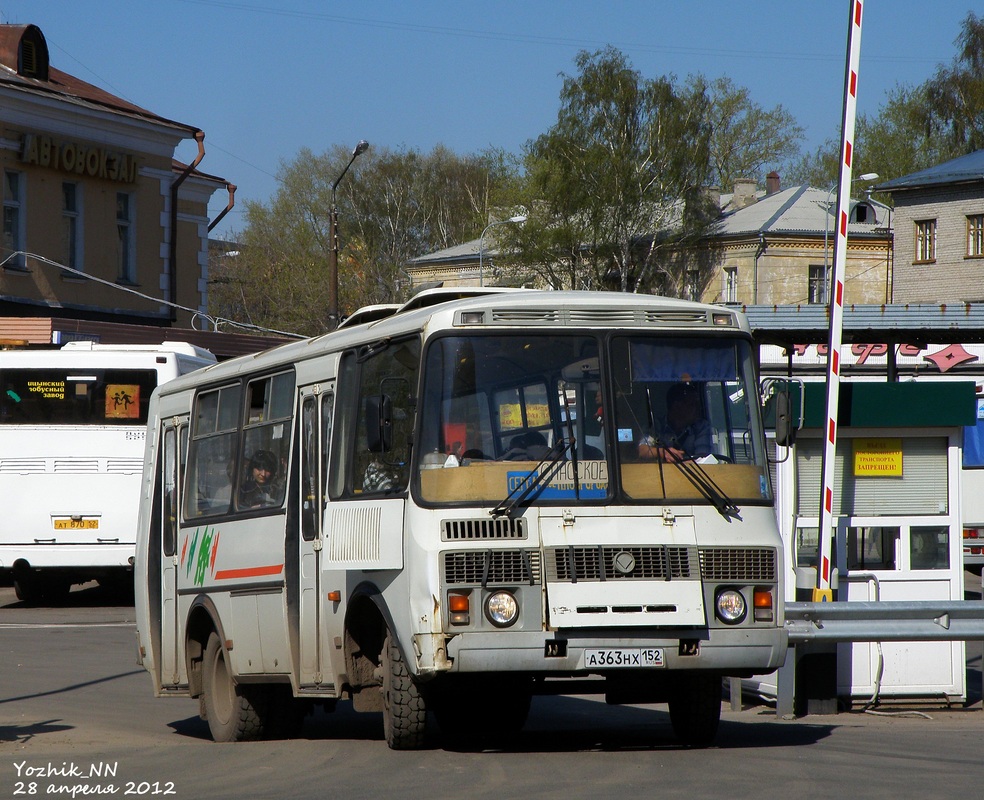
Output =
[
  {"x1": 967, "y1": 215, "x2": 984, "y2": 258},
  {"x1": 62, "y1": 182, "x2": 82, "y2": 271},
  {"x1": 3, "y1": 170, "x2": 25, "y2": 270},
  {"x1": 685, "y1": 269, "x2": 700, "y2": 301},
  {"x1": 915, "y1": 219, "x2": 936, "y2": 263},
  {"x1": 808, "y1": 265, "x2": 827, "y2": 304},
  {"x1": 723, "y1": 267, "x2": 738, "y2": 303},
  {"x1": 116, "y1": 192, "x2": 135, "y2": 283}
]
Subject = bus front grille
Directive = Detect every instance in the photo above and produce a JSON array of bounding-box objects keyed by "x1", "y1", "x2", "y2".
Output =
[
  {"x1": 546, "y1": 545, "x2": 699, "y2": 582},
  {"x1": 442, "y1": 549, "x2": 541, "y2": 586},
  {"x1": 699, "y1": 547, "x2": 776, "y2": 581}
]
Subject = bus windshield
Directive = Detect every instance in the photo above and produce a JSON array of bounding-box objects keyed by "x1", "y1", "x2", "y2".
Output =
[
  {"x1": 0, "y1": 368, "x2": 158, "y2": 425},
  {"x1": 416, "y1": 332, "x2": 770, "y2": 506}
]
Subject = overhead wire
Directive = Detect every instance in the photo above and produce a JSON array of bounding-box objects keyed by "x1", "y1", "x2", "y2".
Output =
[{"x1": 3, "y1": 250, "x2": 304, "y2": 340}]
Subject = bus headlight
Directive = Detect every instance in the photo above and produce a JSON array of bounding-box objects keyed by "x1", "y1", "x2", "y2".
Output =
[
  {"x1": 484, "y1": 591, "x2": 519, "y2": 628},
  {"x1": 715, "y1": 589, "x2": 747, "y2": 625}
]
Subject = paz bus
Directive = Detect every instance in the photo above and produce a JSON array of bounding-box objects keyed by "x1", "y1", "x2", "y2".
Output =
[
  {"x1": 134, "y1": 289, "x2": 787, "y2": 748},
  {"x1": 0, "y1": 340, "x2": 216, "y2": 603}
]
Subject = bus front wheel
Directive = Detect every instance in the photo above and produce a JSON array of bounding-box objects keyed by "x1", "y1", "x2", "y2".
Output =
[
  {"x1": 381, "y1": 631, "x2": 426, "y2": 749},
  {"x1": 201, "y1": 632, "x2": 266, "y2": 742}
]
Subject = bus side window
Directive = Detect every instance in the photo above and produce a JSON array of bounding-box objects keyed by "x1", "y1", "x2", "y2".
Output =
[
  {"x1": 162, "y1": 427, "x2": 177, "y2": 556},
  {"x1": 345, "y1": 339, "x2": 418, "y2": 496},
  {"x1": 237, "y1": 371, "x2": 294, "y2": 511},
  {"x1": 186, "y1": 383, "x2": 241, "y2": 518}
]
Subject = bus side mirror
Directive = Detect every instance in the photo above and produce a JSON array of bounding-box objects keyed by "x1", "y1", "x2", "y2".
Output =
[
  {"x1": 365, "y1": 394, "x2": 393, "y2": 453},
  {"x1": 762, "y1": 379, "x2": 802, "y2": 447},
  {"x1": 774, "y1": 390, "x2": 796, "y2": 447}
]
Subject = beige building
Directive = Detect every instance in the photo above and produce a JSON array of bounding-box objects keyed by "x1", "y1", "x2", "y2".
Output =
[
  {"x1": 707, "y1": 177, "x2": 892, "y2": 307},
  {"x1": 0, "y1": 24, "x2": 272, "y2": 357}
]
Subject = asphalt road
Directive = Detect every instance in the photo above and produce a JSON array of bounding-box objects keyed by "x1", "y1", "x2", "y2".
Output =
[{"x1": 0, "y1": 580, "x2": 981, "y2": 800}]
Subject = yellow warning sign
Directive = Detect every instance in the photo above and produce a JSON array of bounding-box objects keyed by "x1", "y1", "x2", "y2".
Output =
[
  {"x1": 853, "y1": 438, "x2": 902, "y2": 477},
  {"x1": 105, "y1": 384, "x2": 140, "y2": 419}
]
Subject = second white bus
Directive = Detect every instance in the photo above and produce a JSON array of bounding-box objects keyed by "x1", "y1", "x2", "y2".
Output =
[{"x1": 0, "y1": 340, "x2": 216, "y2": 603}]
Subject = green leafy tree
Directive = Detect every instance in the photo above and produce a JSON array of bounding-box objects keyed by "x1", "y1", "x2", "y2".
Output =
[
  {"x1": 923, "y1": 12, "x2": 984, "y2": 154},
  {"x1": 788, "y1": 13, "x2": 984, "y2": 190},
  {"x1": 701, "y1": 75, "x2": 804, "y2": 191},
  {"x1": 210, "y1": 145, "x2": 518, "y2": 335},
  {"x1": 787, "y1": 83, "x2": 963, "y2": 191},
  {"x1": 506, "y1": 47, "x2": 717, "y2": 296}
]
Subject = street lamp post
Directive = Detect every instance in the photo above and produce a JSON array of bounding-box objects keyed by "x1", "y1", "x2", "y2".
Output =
[
  {"x1": 823, "y1": 172, "x2": 878, "y2": 302},
  {"x1": 478, "y1": 214, "x2": 527, "y2": 287},
  {"x1": 328, "y1": 139, "x2": 369, "y2": 329}
]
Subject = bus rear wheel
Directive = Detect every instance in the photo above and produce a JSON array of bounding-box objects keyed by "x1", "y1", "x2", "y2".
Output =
[
  {"x1": 201, "y1": 632, "x2": 266, "y2": 742},
  {"x1": 668, "y1": 674, "x2": 722, "y2": 748},
  {"x1": 381, "y1": 631, "x2": 426, "y2": 749},
  {"x1": 13, "y1": 572, "x2": 70, "y2": 605}
]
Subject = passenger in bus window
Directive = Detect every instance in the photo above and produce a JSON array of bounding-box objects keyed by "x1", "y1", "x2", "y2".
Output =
[
  {"x1": 637, "y1": 382, "x2": 714, "y2": 462},
  {"x1": 502, "y1": 430, "x2": 550, "y2": 461},
  {"x1": 239, "y1": 450, "x2": 280, "y2": 507},
  {"x1": 362, "y1": 459, "x2": 401, "y2": 493}
]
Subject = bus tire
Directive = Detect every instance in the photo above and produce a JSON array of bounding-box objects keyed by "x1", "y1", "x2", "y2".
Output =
[
  {"x1": 202, "y1": 632, "x2": 266, "y2": 742},
  {"x1": 668, "y1": 674, "x2": 721, "y2": 748},
  {"x1": 381, "y1": 631, "x2": 426, "y2": 749},
  {"x1": 14, "y1": 573, "x2": 69, "y2": 606}
]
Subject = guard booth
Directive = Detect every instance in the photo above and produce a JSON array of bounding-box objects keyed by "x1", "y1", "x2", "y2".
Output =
[{"x1": 766, "y1": 381, "x2": 976, "y2": 707}]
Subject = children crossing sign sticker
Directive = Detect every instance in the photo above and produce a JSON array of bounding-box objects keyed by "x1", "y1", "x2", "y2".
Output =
[
  {"x1": 853, "y1": 437, "x2": 903, "y2": 477},
  {"x1": 105, "y1": 384, "x2": 140, "y2": 419}
]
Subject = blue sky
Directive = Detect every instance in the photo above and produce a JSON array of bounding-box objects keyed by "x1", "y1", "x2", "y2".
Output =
[{"x1": 8, "y1": 1, "x2": 975, "y2": 240}]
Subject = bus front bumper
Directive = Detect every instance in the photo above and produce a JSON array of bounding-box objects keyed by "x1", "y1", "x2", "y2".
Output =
[{"x1": 418, "y1": 626, "x2": 788, "y2": 678}]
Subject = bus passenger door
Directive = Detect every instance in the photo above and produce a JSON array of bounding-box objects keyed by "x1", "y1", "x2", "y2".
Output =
[
  {"x1": 160, "y1": 421, "x2": 187, "y2": 687},
  {"x1": 296, "y1": 386, "x2": 333, "y2": 688}
]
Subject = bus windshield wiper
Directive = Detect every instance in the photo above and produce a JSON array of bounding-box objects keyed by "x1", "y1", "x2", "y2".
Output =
[
  {"x1": 490, "y1": 439, "x2": 572, "y2": 519},
  {"x1": 653, "y1": 437, "x2": 741, "y2": 521}
]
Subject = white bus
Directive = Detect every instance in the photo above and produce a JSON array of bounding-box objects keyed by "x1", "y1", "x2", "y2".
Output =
[
  {"x1": 134, "y1": 289, "x2": 787, "y2": 748},
  {"x1": 0, "y1": 340, "x2": 216, "y2": 603}
]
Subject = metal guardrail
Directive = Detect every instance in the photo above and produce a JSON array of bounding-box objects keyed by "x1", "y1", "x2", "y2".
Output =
[{"x1": 785, "y1": 600, "x2": 984, "y2": 643}]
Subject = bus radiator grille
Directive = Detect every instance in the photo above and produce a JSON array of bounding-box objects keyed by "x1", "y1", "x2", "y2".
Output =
[
  {"x1": 699, "y1": 547, "x2": 776, "y2": 581},
  {"x1": 442, "y1": 549, "x2": 541, "y2": 586},
  {"x1": 545, "y1": 545, "x2": 698, "y2": 582}
]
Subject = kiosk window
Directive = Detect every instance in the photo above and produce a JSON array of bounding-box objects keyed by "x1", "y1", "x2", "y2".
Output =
[
  {"x1": 847, "y1": 526, "x2": 897, "y2": 571},
  {"x1": 910, "y1": 526, "x2": 949, "y2": 570}
]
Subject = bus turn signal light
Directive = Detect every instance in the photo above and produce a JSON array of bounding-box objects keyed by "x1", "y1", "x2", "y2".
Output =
[
  {"x1": 753, "y1": 588, "x2": 774, "y2": 622},
  {"x1": 448, "y1": 591, "x2": 470, "y2": 625}
]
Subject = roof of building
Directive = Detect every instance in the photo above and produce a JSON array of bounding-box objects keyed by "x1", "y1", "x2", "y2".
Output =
[
  {"x1": 408, "y1": 238, "x2": 485, "y2": 267},
  {"x1": 410, "y1": 183, "x2": 891, "y2": 268},
  {"x1": 744, "y1": 302, "x2": 984, "y2": 345},
  {"x1": 0, "y1": 23, "x2": 198, "y2": 136},
  {"x1": 874, "y1": 149, "x2": 984, "y2": 192},
  {"x1": 716, "y1": 184, "x2": 889, "y2": 238}
]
